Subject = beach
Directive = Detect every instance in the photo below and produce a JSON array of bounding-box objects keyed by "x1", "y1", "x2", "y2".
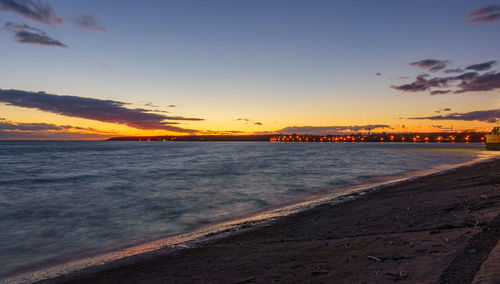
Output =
[{"x1": 38, "y1": 156, "x2": 500, "y2": 283}]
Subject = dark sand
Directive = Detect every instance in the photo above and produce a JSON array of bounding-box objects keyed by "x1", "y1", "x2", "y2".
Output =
[{"x1": 43, "y1": 158, "x2": 500, "y2": 284}]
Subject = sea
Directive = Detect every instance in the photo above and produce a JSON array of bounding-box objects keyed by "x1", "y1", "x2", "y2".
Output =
[{"x1": 0, "y1": 141, "x2": 492, "y2": 280}]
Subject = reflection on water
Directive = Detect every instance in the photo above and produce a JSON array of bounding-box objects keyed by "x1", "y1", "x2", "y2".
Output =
[{"x1": 0, "y1": 141, "x2": 488, "y2": 278}]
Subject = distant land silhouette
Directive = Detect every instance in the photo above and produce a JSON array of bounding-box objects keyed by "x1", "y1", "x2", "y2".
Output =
[{"x1": 107, "y1": 132, "x2": 487, "y2": 143}]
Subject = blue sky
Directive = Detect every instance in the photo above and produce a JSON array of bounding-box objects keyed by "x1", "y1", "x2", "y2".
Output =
[{"x1": 0, "y1": 0, "x2": 499, "y2": 138}]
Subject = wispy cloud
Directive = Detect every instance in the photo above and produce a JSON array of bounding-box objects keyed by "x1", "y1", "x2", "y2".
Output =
[
  {"x1": 235, "y1": 118, "x2": 263, "y2": 125},
  {"x1": 276, "y1": 125, "x2": 390, "y2": 135},
  {"x1": 0, "y1": 0, "x2": 62, "y2": 25},
  {"x1": 410, "y1": 59, "x2": 448, "y2": 72},
  {"x1": 69, "y1": 14, "x2": 106, "y2": 31},
  {"x1": 3, "y1": 22, "x2": 66, "y2": 47},
  {"x1": 467, "y1": 5, "x2": 500, "y2": 24},
  {"x1": 0, "y1": 89, "x2": 204, "y2": 133},
  {"x1": 0, "y1": 119, "x2": 72, "y2": 131},
  {"x1": 434, "y1": 107, "x2": 452, "y2": 113},
  {"x1": 444, "y1": 68, "x2": 463, "y2": 74},
  {"x1": 466, "y1": 60, "x2": 496, "y2": 71},
  {"x1": 409, "y1": 109, "x2": 500, "y2": 123},
  {"x1": 0, "y1": 118, "x2": 117, "y2": 140},
  {"x1": 0, "y1": 130, "x2": 111, "y2": 140},
  {"x1": 392, "y1": 58, "x2": 500, "y2": 95},
  {"x1": 430, "y1": 90, "x2": 452, "y2": 95}
]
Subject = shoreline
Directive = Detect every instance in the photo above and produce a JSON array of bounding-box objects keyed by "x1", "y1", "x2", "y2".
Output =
[{"x1": 3, "y1": 153, "x2": 499, "y2": 283}]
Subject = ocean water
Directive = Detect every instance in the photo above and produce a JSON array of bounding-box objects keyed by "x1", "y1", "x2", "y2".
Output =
[{"x1": 0, "y1": 141, "x2": 489, "y2": 278}]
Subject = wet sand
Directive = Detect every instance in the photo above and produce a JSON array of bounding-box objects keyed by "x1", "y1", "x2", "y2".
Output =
[{"x1": 43, "y1": 157, "x2": 500, "y2": 283}]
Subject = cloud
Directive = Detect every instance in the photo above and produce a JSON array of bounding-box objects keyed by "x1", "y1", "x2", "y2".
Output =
[
  {"x1": 236, "y1": 118, "x2": 262, "y2": 125},
  {"x1": 375, "y1": 72, "x2": 382, "y2": 76},
  {"x1": 456, "y1": 71, "x2": 500, "y2": 93},
  {"x1": 0, "y1": 119, "x2": 72, "y2": 131},
  {"x1": 466, "y1": 60, "x2": 496, "y2": 71},
  {"x1": 467, "y1": 5, "x2": 500, "y2": 24},
  {"x1": 409, "y1": 59, "x2": 448, "y2": 72},
  {"x1": 435, "y1": 107, "x2": 452, "y2": 113},
  {"x1": 444, "y1": 68, "x2": 463, "y2": 74},
  {"x1": 3, "y1": 22, "x2": 66, "y2": 47},
  {"x1": 69, "y1": 14, "x2": 106, "y2": 31},
  {"x1": 144, "y1": 102, "x2": 158, "y2": 108},
  {"x1": 0, "y1": 118, "x2": 118, "y2": 140},
  {"x1": 276, "y1": 125, "x2": 390, "y2": 135},
  {"x1": 409, "y1": 109, "x2": 500, "y2": 123},
  {"x1": 0, "y1": 130, "x2": 110, "y2": 140},
  {"x1": 167, "y1": 105, "x2": 176, "y2": 108},
  {"x1": 391, "y1": 74, "x2": 450, "y2": 92},
  {"x1": 391, "y1": 67, "x2": 500, "y2": 94},
  {"x1": 0, "y1": 0, "x2": 62, "y2": 25},
  {"x1": 0, "y1": 89, "x2": 204, "y2": 133},
  {"x1": 236, "y1": 118, "x2": 251, "y2": 122},
  {"x1": 430, "y1": 90, "x2": 452, "y2": 95}
]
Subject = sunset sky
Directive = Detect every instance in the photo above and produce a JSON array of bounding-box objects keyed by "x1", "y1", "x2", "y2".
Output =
[{"x1": 0, "y1": 0, "x2": 499, "y2": 139}]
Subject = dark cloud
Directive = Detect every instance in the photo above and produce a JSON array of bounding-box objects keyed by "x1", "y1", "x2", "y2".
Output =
[
  {"x1": 0, "y1": 130, "x2": 110, "y2": 140},
  {"x1": 254, "y1": 122, "x2": 263, "y2": 125},
  {"x1": 409, "y1": 59, "x2": 448, "y2": 72},
  {"x1": 0, "y1": 0, "x2": 62, "y2": 25},
  {"x1": 430, "y1": 90, "x2": 452, "y2": 95},
  {"x1": 444, "y1": 68, "x2": 463, "y2": 74},
  {"x1": 0, "y1": 119, "x2": 72, "y2": 131},
  {"x1": 375, "y1": 72, "x2": 382, "y2": 76},
  {"x1": 0, "y1": 89, "x2": 204, "y2": 133},
  {"x1": 467, "y1": 5, "x2": 500, "y2": 24},
  {"x1": 0, "y1": 118, "x2": 118, "y2": 139},
  {"x1": 391, "y1": 74, "x2": 450, "y2": 92},
  {"x1": 276, "y1": 125, "x2": 390, "y2": 135},
  {"x1": 167, "y1": 105, "x2": 176, "y2": 108},
  {"x1": 456, "y1": 71, "x2": 500, "y2": 93},
  {"x1": 3, "y1": 22, "x2": 66, "y2": 47},
  {"x1": 466, "y1": 60, "x2": 496, "y2": 71},
  {"x1": 435, "y1": 108, "x2": 452, "y2": 113},
  {"x1": 409, "y1": 109, "x2": 500, "y2": 123},
  {"x1": 69, "y1": 14, "x2": 106, "y2": 31},
  {"x1": 391, "y1": 68, "x2": 500, "y2": 94}
]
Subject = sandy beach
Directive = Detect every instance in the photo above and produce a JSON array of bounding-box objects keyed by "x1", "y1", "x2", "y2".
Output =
[{"x1": 40, "y1": 157, "x2": 500, "y2": 284}]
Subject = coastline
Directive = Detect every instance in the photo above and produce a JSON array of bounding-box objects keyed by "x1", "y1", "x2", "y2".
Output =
[{"x1": 3, "y1": 153, "x2": 499, "y2": 283}]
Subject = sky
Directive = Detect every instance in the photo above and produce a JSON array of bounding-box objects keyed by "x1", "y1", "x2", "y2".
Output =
[{"x1": 0, "y1": 0, "x2": 499, "y2": 139}]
